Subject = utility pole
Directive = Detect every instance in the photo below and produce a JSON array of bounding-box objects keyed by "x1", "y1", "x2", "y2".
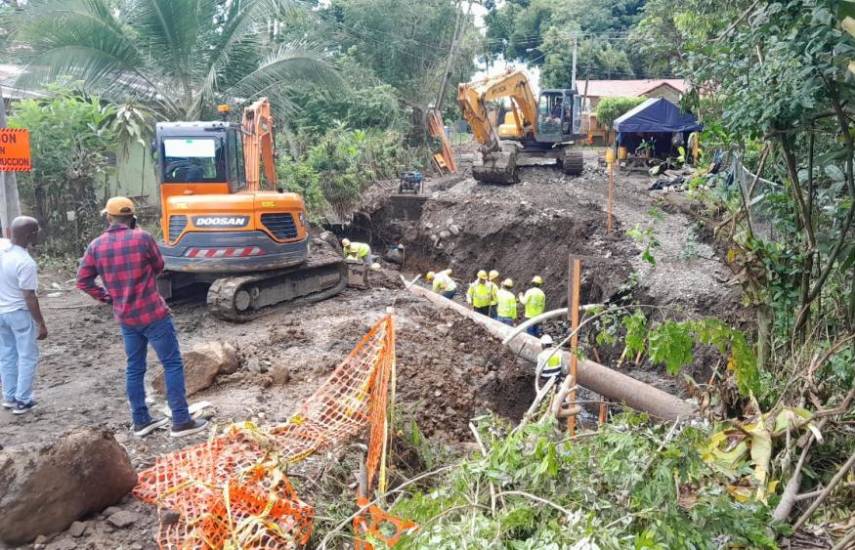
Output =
[
  {"x1": 0, "y1": 85, "x2": 22, "y2": 236},
  {"x1": 571, "y1": 35, "x2": 578, "y2": 90},
  {"x1": 435, "y1": 0, "x2": 470, "y2": 112}
]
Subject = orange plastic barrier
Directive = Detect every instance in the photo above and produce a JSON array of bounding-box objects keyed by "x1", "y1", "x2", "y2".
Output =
[{"x1": 134, "y1": 314, "x2": 398, "y2": 549}]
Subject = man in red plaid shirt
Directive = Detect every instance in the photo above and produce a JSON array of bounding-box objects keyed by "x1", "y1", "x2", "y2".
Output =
[{"x1": 77, "y1": 197, "x2": 207, "y2": 438}]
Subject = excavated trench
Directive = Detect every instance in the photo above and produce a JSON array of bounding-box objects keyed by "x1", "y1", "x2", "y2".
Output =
[
  {"x1": 352, "y1": 181, "x2": 638, "y2": 315},
  {"x1": 337, "y1": 175, "x2": 645, "y2": 425}
]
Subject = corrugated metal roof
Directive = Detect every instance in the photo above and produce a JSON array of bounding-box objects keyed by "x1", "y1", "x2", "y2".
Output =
[
  {"x1": 578, "y1": 79, "x2": 687, "y2": 98},
  {"x1": 0, "y1": 64, "x2": 47, "y2": 100}
]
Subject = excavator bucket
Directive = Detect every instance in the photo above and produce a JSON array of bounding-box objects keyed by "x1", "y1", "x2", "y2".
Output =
[{"x1": 472, "y1": 146, "x2": 517, "y2": 185}]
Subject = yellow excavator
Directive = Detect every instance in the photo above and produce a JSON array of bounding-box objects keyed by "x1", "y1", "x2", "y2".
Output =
[
  {"x1": 155, "y1": 98, "x2": 346, "y2": 321},
  {"x1": 457, "y1": 69, "x2": 584, "y2": 184}
]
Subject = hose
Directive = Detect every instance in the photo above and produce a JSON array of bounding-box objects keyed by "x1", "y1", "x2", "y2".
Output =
[{"x1": 502, "y1": 304, "x2": 602, "y2": 346}]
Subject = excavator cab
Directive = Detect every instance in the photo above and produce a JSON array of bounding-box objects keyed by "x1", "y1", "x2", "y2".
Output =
[{"x1": 535, "y1": 89, "x2": 582, "y2": 144}]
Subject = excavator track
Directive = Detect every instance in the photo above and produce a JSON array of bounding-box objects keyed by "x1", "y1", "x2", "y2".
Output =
[
  {"x1": 206, "y1": 243, "x2": 347, "y2": 322},
  {"x1": 561, "y1": 148, "x2": 584, "y2": 176}
]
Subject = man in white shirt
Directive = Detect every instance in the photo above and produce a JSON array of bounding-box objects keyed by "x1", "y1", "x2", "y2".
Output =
[{"x1": 0, "y1": 217, "x2": 48, "y2": 415}]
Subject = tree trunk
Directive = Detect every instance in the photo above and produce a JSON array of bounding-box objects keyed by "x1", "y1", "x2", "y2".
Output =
[
  {"x1": 756, "y1": 304, "x2": 773, "y2": 370},
  {"x1": 408, "y1": 284, "x2": 697, "y2": 420}
]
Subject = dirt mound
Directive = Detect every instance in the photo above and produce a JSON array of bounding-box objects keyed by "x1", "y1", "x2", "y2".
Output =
[{"x1": 394, "y1": 305, "x2": 533, "y2": 439}]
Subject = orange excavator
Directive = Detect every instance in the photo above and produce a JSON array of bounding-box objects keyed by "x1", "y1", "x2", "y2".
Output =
[{"x1": 155, "y1": 98, "x2": 346, "y2": 320}]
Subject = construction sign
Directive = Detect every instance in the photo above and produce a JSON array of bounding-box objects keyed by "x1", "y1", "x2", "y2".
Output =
[{"x1": 0, "y1": 129, "x2": 32, "y2": 172}]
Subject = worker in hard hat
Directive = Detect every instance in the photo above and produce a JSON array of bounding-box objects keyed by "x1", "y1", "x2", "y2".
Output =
[
  {"x1": 487, "y1": 269, "x2": 500, "y2": 319},
  {"x1": 426, "y1": 269, "x2": 457, "y2": 299},
  {"x1": 466, "y1": 270, "x2": 493, "y2": 316},
  {"x1": 536, "y1": 334, "x2": 566, "y2": 382},
  {"x1": 341, "y1": 238, "x2": 372, "y2": 264},
  {"x1": 495, "y1": 278, "x2": 518, "y2": 326},
  {"x1": 518, "y1": 275, "x2": 546, "y2": 337}
]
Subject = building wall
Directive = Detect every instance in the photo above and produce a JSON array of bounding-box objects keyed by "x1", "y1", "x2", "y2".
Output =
[
  {"x1": 643, "y1": 84, "x2": 682, "y2": 105},
  {"x1": 111, "y1": 143, "x2": 158, "y2": 207}
]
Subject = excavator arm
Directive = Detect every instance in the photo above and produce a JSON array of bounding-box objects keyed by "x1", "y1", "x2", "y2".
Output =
[
  {"x1": 457, "y1": 69, "x2": 539, "y2": 154},
  {"x1": 457, "y1": 69, "x2": 544, "y2": 184},
  {"x1": 242, "y1": 97, "x2": 278, "y2": 191}
]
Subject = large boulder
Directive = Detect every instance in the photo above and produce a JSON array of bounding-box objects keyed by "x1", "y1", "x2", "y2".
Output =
[
  {"x1": 152, "y1": 341, "x2": 239, "y2": 396},
  {"x1": 0, "y1": 429, "x2": 137, "y2": 546}
]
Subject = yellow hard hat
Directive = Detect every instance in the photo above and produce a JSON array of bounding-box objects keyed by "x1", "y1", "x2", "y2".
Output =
[
  {"x1": 488, "y1": 269, "x2": 499, "y2": 280},
  {"x1": 502, "y1": 278, "x2": 514, "y2": 288},
  {"x1": 341, "y1": 238, "x2": 351, "y2": 247},
  {"x1": 426, "y1": 271, "x2": 435, "y2": 281},
  {"x1": 532, "y1": 275, "x2": 543, "y2": 285},
  {"x1": 477, "y1": 270, "x2": 487, "y2": 280}
]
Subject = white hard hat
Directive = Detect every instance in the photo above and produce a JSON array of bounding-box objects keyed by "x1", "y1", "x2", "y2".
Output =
[
  {"x1": 341, "y1": 238, "x2": 351, "y2": 247},
  {"x1": 540, "y1": 334, "x2": 554, "y2": 346}
]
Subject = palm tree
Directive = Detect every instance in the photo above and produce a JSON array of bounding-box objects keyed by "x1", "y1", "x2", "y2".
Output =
[{"x1": 16, "y1": 0, "x2": 337, "y2": 120}]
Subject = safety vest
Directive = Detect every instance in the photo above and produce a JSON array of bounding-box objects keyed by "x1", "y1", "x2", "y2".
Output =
[
  {"x1": 345, "y1": 242, "x2": 370, "y2": 258},
  {"x1": 537, "y1": 348, "x2": 564, "y2": 378},
  {"x1": 521, "y1": 287, "x2": 546, "y2": 319},
  {"x1": 433, "y1": 271, "x2": 457, "y2": 293},
  {"x1": 488, "y1": 282, "x2": 499, "y2": 306},
  {"x1": 496, "y1": 289, "x2": 517, "y2": 319},
  {"x1": 467, "y1": 281, "x2": 492, "y2": 308}
]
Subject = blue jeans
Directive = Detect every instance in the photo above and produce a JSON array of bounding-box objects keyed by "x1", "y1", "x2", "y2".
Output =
[
  {"x1": 497, "y1": 316, "x2": 514, "y2": 326},
  {"x1": 120, "y1": 316, "x2": 191, "y2": 426},
  {"x1": 0, "y1": 309, "x2": 39, "y2": 404},
  {"x1": 441, "y1": 289, "x2": 457, "y2": 299},
  {"x1": 526, "y1": 323, "x2": 543, "y2": 337}
]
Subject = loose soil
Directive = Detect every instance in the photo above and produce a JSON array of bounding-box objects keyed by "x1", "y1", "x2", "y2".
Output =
[{"x1": 0, "y1": 147, "x2": 745, "y2": 549}]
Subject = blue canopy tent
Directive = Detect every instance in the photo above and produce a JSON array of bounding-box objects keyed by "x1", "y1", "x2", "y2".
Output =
[{"x1": 614, "y1": 98, "x2": 702, "y2": 159}]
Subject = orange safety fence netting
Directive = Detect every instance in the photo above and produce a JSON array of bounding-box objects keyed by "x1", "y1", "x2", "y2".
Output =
[{"x1": 134, "y1": 314, "x2": 397, "y2": 549}]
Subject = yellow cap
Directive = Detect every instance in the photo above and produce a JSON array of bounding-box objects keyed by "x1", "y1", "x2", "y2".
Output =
[
  {"x1": 532, "y1": 275, "x2": 543, "y2": 285},
  {"x1": 502, "y1": 278, "x2": 514, "y2": 288},
  {"x1": 102, "y1": 196, "x2": 136, "y2": 216},
  {"x1": 341, "y1": 238, "x2": 351, "y2": 247},
  {"x1": 477, "y1": 270, "x2": 487, "y2": 280},
  {"x1": 488, "y1": 269, "x2": 499, "y2": 280},
  {"x1": 426, "y1": 271, "x2": 435, "y2": 281}
]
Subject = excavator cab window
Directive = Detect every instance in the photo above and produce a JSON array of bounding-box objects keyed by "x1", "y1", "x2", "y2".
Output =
[
  {"x1": 227, "y1": 128, "x2": 247, "y2": 192},
  {"x1": 162, "y1": 137, "x2": 226, "y2": 183},
  {"x1": 537, "y1": 92, "x2": 564, "y2": 139}
]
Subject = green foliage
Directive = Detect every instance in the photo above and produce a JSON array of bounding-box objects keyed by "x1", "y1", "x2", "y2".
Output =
[
  {"x1": 8, "y1": 87, "x2": 116, "y2": 253},
  {"x1": 596, "y1": 96, "x2": 646, "y2": 129},
  {"x1": 277, "y1": 127, "x2": 413, "y2": 221},
  {"x1": 283, "y1": 51, "x2": 403, "y2": 137},
  {"x1": 484, "y1": 0, "x2": 652, "y2": 83},
  {"x1": 648, "y1": 321, "x2": 695, "y2": 375},
  {"x1": 391, "y1": 414, "x2": 778, "y2": 549},
  {"x1": 17, "y1": 0, "x2": 338, "y2": 120},
  {"x1": 322, "y1": 0, "x2": 480, "y2": 106}
]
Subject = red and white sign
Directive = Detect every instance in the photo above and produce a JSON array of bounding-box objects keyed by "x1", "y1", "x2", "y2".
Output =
[{"x1": 184, "y1": 247, "x2": 265, "y2": 258}]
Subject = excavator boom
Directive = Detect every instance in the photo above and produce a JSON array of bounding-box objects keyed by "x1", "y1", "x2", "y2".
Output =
[{"x1": 242, "y1": 98, "x2": 278, "y2": 191}]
